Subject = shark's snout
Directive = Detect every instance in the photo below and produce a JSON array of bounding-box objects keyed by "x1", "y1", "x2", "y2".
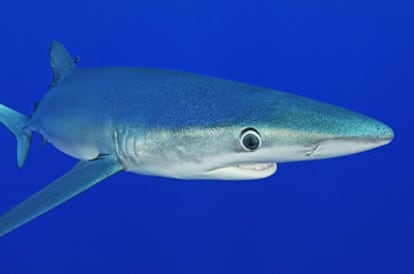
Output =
[
  {"x1": 368, "y1": 120, "x2": 394, "y2": 142},
  {"x1": 260, "y1": 94, "x2": 394, "y2": 162},
  {"x1": 346, "y1": 112, "x2": 394, "y2": 140},
  {"x1": 304, "y1": 114, "x2": 394, "y2": 159},
  {"x1": 343, "y1": 114, "x2": 394, "y2": 144}
]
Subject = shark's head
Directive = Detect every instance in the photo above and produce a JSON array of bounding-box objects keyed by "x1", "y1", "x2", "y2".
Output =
[{"x1": 122, "y1": 85, "x2": 393, "y2": 180}]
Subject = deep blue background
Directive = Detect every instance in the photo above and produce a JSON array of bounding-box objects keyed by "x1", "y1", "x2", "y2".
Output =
[{"x1": 0, "y1": 1, "x2": 413, "y2": 273}]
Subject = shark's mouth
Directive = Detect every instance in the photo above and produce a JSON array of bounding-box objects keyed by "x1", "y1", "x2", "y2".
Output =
[
  {"x1": 207, "y1": 162, "x2": 277, "y2": 180},
  {"x1": 236, "y1": 163, "x2": 276, "y2": 172}
]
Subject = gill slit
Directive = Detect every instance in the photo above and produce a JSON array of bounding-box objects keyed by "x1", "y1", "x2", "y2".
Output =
[
  {"x1": 114, "y1": 126, "x2": 136, "y2": 167},
  {"x1": 121, "y1": 125, "x2": 140, "y2": 167},
  {"x1": 123, "y1": 126, "x2": 129, "y2": 164},
  {"x1": 133, "y1": 129, "x2": 139, "y2": 161},
  {"x1": 113, "y1": 128, "x2": 123, "y2": 162}
]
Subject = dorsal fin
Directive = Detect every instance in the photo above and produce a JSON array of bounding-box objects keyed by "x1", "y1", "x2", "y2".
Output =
[{"x1": 49, "y1": 40, "x2": 77, "y2": 88}]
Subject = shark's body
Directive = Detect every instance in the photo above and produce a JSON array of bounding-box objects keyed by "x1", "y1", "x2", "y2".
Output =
[{"x1": 0, "y1": 41, "x2": 393, "y2": 237}]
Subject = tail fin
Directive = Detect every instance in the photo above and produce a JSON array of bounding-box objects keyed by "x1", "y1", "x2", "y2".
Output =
[{"x1": 0, "y1": 104, "x2": 32, "y2": 168}]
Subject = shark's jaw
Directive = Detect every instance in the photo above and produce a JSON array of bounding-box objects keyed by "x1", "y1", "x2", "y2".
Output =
[
  {"x1": 125, "y1": 160, "x2": 278, "y2": 180},
  {"x1": 204, "y1": 162, "x2": 277, "y2": 180}
]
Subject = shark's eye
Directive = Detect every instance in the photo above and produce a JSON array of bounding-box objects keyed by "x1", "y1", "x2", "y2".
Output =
[{"x1": 240, "y1": 128, "x2": 262, "y2": 152}]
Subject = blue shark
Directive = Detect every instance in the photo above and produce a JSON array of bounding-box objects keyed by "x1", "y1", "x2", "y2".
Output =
[{"x1": 0, "y1": 41, "x2": 393, "y2": 237}]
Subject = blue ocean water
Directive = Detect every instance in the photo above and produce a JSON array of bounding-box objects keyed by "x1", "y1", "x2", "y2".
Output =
[{"x1": 0, "y1": 0, "x2": 413, "y2": 273}]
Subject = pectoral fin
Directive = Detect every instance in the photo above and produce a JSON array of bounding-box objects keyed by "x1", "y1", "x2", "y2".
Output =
[{"x1": 0, "y1": 155, "x2": 123, "y2": 237}]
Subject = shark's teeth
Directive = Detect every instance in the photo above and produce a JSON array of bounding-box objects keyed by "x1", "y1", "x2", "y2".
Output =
[{"x1": 236, "y1": 163, "x2": 275, "y2": 172}]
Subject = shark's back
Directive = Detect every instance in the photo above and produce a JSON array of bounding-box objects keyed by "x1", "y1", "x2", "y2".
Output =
[
  {"x1": 35, "y1": 67, "x2": 279, "y2": 130},
  {"x1": 27, "y1": 66, "x2": 279, "y2": 159}
]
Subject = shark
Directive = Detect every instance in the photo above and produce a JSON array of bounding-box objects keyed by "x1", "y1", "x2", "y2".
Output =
[{"x1": 0, "y1": 41, "x2": 393, "y2": 237}]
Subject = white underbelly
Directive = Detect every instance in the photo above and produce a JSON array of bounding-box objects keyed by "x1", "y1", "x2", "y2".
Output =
[{"x1": 49, "y1": 137, "x2": 100, "y2": 160}]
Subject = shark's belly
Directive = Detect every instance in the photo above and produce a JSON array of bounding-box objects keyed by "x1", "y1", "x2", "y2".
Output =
[
  {"x1": 49, "y1": 134, "x2": 100, "y2": 160},
  {"x1": 29, "y1": 102, "x2": 115, "y2": 161},
  {"x1": 31, "y1": 117, "x2": 108, "y2": 160}
]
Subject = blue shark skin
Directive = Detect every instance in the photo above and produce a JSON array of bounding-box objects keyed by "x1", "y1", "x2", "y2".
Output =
[{"x1": 0, "y1": 41, "x2": 393, "y2": 237}]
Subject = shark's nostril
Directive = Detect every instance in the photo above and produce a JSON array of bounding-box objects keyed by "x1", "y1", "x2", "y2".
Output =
[{"x1": 305, "y1": 144, "x2": 320, "y2": 157}]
